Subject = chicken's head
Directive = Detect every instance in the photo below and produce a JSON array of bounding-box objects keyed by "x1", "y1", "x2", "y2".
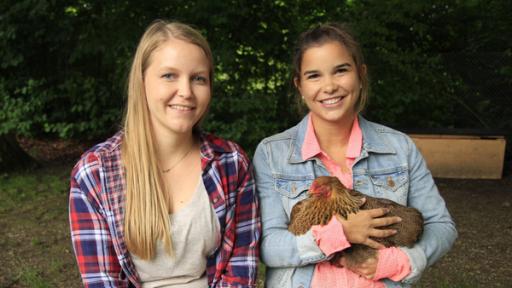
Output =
[{"x1": 309, "y1": 176, "x2": 335, "y2": 198}]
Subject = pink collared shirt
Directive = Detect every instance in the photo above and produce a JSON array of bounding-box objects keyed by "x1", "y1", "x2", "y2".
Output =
[
  {"x1": 302, "y1": 114, "x2": 411, "y2": 287},
  {"x1": 302, "y1": 115, "x2": 362, "y2": 190}
]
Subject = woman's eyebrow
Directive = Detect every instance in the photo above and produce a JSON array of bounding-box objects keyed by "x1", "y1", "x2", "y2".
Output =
[
  {"x1": 333, "y1": 63, "x2": 351, "y2": 70},
  {"x1": 303, "y1": 69, "x2": 319, "y2": 76}
]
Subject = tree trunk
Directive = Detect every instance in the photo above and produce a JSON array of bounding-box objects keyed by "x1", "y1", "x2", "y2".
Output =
[{"x1": 0, "y1": 134, "x2": 37, "y2": 172}]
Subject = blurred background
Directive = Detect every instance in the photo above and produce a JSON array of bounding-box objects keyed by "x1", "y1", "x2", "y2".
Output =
[
  {"x1": 1, "y1": 0, "x2": 511, "y2": 160},
  {"x1": 0, "y1": 0, "x2": 510, "y2": 287}
]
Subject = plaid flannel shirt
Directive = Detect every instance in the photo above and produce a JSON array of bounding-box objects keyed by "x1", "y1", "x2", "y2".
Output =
[{"x1": 69, "y1": 131, "x2": 260, "y2": 287}]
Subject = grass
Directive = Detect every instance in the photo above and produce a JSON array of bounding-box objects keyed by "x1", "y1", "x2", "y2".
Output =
[
  {"x1": 18, "y1": 268, "x2": 52, "y2": 288},
  {"x1": 0, "y1": 163, "x2": 81, "y2": 288},
  {"x1": 0, "y1": 168, "x2": 67, "y2": 213}
]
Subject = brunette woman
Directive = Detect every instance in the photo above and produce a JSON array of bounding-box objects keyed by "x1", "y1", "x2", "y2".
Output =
[{"x1": 253, "y1": 23, "x2": 456, "y2": 287}]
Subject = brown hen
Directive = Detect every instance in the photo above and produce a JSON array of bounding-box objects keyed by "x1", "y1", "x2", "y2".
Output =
[{"x1": 288, "y1": 176, "x2": 423, "y2": 267}]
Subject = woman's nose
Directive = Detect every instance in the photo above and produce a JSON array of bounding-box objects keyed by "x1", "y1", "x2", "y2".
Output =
[
  {"x1": 177, "y1": 78, "x2": 193, "y2": 98},
  {"x1": 322, "y1": 77, "x2": 339, "y2": 94}
]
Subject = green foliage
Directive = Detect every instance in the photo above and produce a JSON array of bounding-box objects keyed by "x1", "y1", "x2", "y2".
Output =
[
  {"x1": 0, "y1": 79, "x2": 44, "y2": 136},
  {"x1": 1, "y1": 0, "x2": 510, "y2": 151},
  {"x1": 347, "y1": 1, "x2": 460, "y2": 127}
]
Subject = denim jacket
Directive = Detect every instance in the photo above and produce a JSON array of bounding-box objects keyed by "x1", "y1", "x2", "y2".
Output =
[{"x1": 253, "y1": 115, "x2": 457, "y2": 288}]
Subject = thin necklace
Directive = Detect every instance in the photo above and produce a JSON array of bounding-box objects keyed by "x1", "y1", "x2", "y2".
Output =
[{"x1": 161, "y1": 145, "x2": 193, "y2": 173}]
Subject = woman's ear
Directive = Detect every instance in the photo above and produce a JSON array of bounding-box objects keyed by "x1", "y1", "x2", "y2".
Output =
[
  {"x1": 359, "y1": 64, "x2": 367, "y2": 78},
  {"x1": 293, "y1": 76, "x2": 301, "y2": 92}
]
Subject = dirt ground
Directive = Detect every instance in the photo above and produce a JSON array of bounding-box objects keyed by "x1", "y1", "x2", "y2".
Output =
[
  {"x1": 416, "y1": 174, "x2": 512, "y2": 287},
  {"x1": 1, "y1": 139, "x2": 511, "y2": 287}
]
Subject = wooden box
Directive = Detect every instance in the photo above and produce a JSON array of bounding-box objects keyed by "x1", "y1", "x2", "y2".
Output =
[{"x1": 409, "y1": 134, "x2": 506, "y2": 179}]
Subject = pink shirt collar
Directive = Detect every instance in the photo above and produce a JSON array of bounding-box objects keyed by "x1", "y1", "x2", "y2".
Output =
[{"x1": 301, "y1": 114, "x2": 363, "y2": 160}]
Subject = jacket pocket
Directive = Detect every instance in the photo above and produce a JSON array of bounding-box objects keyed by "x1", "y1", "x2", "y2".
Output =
[
  {"x1": 274, "y1": 175, "x2": 314, "y2": 216},
  {"x1": 274, "y1": 176, "x2": 313, "y2": 198},
  {"x1": 369, "y1": 166, "x2": 409, "y2": 203}
]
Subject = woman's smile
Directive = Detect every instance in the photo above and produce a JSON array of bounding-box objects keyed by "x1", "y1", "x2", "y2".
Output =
[
  {"x1": 168, "y1": 104, "x2": 195, "y2": 111},
  {"x1": 318, "y1": 95, "x2": 345, "y2": 106}
]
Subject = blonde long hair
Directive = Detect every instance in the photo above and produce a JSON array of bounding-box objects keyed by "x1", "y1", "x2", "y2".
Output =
[{"x1": 121, "y1": 20, "x2": 213, "y2": 260}]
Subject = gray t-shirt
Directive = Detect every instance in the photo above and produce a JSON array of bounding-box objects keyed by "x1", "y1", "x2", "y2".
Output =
[{"x1": 131, "y1": 179, "x2": 221, "y2": 288}]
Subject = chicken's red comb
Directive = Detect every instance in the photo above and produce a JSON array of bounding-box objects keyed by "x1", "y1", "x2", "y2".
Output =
[{"x1": 309, "y1": 180, "x2": 330, "y2": 197}]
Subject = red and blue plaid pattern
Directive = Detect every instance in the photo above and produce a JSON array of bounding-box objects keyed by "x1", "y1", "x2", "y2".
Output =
[{"x1": 69, "y1": 131, "x2": 260, "y2": 287}]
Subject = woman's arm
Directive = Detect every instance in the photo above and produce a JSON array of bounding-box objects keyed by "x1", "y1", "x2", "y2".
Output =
[
  {"x1": 337, "y1": 247, "x2": 411, "y2": 281},
  {"x1": 254, "y1": 143, "x2": 329, "y2": 267},
  {"x1": 399, "y1": 137, "x2": 458, "y2": 284},
  {"x1": 216, "y1": 148, "x2": 260, "y2": 287},
  {"x1": 69, "y1": 154, "x2": 128, "y2": 288},
  {"x1": 342, "y1": 137, "x2": 457, "y2": 285}
]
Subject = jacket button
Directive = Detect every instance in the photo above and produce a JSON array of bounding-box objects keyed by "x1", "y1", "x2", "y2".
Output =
[{"x1": 387, "y1": 176, "x2": 395, "y2": 187}]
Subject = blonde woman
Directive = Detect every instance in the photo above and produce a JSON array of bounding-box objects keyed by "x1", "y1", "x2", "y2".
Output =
[{"x1": 69, "y1": 20, "x2": 260, "y2": 287}]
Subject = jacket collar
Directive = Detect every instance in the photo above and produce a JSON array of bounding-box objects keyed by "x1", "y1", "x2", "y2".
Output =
[
  {"x1": 199, "y1": 131, "x2": 236, "y2": 162},
  {"x1": 289, "y1": 115, "x2": 309, "y2": 164},
  {"x1": 288, "y1": 114, "x2": 395, "y2": 164},
  {"x1": 358, "y1": 115, "x2": 396, "y2": 154}
]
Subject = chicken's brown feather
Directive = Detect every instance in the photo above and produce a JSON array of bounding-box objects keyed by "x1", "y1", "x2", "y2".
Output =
[{"x1": 288, "y1": 176, "x2": 424, "y2": 267}]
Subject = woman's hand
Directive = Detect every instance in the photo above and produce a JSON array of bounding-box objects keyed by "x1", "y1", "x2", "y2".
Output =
[
  {"x1": 336, "y1": 198, "x2": 401, "y2": 249},
  {"x1": 339, "y1": 254, "x2": 378, "y2": 279}
]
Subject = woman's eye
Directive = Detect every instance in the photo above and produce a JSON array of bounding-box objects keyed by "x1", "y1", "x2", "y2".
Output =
[
  {"x1": 162, "y1": 73, "x2": 176, "y2": 80},
  {"x1": 306, "y1": 73, "x2": 319, "y2": 80},
  {"x1": 335, "y1": 68, "x2": 347, "y2": 74},
  {"x1": 192, "y1": 75, "x2": 208, "y2": 84}
]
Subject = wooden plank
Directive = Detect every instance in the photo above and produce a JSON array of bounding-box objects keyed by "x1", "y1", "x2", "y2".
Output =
[
  {"x1": 409, "y1": 135, "x2": 506, "y2": 179},
  {"x1": 409, "y1": 134, "x2": 505, "y2": 140}
]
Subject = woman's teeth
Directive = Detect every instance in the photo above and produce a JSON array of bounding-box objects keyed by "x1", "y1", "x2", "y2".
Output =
[
  {"x1": 169, "y1": 105, "x2": 192, "y2": 111},
  {"x1": 321, "y1": 97, "x2": 342, "y2": 105}
]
